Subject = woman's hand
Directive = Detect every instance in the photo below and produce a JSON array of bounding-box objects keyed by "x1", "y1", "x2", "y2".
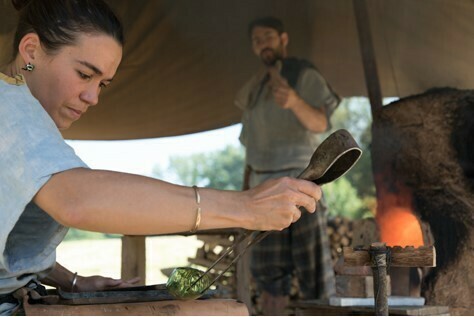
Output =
[
  {"x1": 242, "y1": 177, "x2": 322, "y2": 231},
  {"x1": 75, "y1": 275, "x2": 140, "y2": 292}
]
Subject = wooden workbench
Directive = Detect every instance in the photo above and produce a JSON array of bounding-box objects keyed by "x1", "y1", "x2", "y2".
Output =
[
  {"x1": 24, "y1": 297, "x2": 249, "y2": 316},
  {"x1": 120, "y1": 229, "x2": 251, "y2": 308}
]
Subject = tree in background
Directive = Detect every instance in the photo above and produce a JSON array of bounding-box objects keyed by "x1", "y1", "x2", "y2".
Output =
[
  {"x1": 161, "y1": 145, "x2": 244, "y2": 190},
  {"x1": 322, "y1": 97, "x2": 376, "y2": 218},
  {"x1": 64, "y1": 229, "x2": 119, "y2": 241},
  {"x1": 324, "y1": 177, "x2": 365, "y2": 219}
]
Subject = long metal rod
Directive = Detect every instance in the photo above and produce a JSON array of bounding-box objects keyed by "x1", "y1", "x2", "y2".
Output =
[
  {"x1": 187, "y1": 231, "x2": 270, "y2": 293},
  {"x1": 186, "y1": 230, "x2": 253, "y2": 290},
  {"x1": 196, "y1": 231, "x2": 271, "y2": 295}
]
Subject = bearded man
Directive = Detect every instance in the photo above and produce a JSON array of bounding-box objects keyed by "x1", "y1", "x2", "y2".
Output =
[{"x1": 234, "y1": 16, "x2": 340, "y2": 315}]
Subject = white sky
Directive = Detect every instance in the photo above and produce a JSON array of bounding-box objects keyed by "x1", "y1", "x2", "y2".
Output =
[
  {"x1": 66, "y1": 124, "x2": 242, "y2": 177},
  {"x1": 64, "y1": 97, "x2": 390, "y2": 179}
]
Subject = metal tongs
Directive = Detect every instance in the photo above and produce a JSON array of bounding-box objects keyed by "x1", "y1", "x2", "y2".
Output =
[
  {"x1": 187, "y1": 230, "x2": 270, "y2": 295},
  {"x1": 188, "y1": 129, "x2": 363, "y2": 295}
]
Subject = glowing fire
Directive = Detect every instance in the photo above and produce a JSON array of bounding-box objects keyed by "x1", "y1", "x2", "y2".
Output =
[
  {"x1": 375, "y1": 177, "x2": 424, "y2": 247},
  {"x1": 377, "y1": 207, "x2": 424, "y2": 247}
]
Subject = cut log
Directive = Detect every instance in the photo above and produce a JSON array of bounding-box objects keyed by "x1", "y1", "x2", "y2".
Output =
[
  {"x1": 343, "y1": 246, "x2": 435, "y2": 267},
  {"x1": 197, "y1": 235, "x2": 235, "y2": 247},
  {"x1": 351, "y1": 218, "x2": 380, "y2": 247}
]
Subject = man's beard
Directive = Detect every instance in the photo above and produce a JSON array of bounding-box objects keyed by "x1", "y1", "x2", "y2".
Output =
[{"x1": 260, "y1": 47, "x2": 283, "y2": 66}]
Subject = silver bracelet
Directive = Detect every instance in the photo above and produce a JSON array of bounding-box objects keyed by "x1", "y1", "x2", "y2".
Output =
[
  {"x1": 71, "y1": 272, "x2": 78, "y2": 292},
  {"x1": 190, "y1": 185, "x2": 202, "y2": 233}
]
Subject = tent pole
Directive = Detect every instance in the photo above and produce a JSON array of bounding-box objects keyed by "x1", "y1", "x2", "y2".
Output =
[{"x1": 353, "y1": 0, "x2": 383, "y2": 116}]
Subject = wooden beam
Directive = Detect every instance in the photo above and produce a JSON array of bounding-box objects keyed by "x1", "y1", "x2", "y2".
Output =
[
  {"x1": 353, "y1": 0, "x2": 384, "y2": 116},
  {"x1": 343, "y1": 246, "x2": 436, "y2": 267}
]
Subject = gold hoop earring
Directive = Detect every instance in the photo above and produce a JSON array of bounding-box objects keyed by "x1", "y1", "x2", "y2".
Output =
[{"x1": 22, "y1": 62, "x2": 35, "y2": 72}]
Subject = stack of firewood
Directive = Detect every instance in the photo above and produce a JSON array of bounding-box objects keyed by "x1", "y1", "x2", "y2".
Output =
[
  {"x1": 326, "y1": 216, "x2": 354, "y2": 264},
  {"x1": 186, "y1": 233, "x2": 237, "y2": 298}
]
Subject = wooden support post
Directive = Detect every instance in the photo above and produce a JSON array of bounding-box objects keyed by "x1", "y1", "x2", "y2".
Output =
[
  {"x1": 353, "y1": 0, "x2": 384, "y2": 116},
  {"x1": 235, "y1": 231, "x2": 252, "y2": 312},
  {"x1": 369, "y1": 242, "x2": 388, "y2": 316},
  {"x1": 353, "y1": 0, "x2": 386, "y2": 199},
  {"x1": 121, "y1": 235, "x2": 146, "y2": 283}
]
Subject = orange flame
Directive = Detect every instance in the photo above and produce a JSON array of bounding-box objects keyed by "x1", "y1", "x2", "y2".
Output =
[
  {"x1": 377, "y1": 207, "x2": 424, "y2": 247},
  {"x1": 375, "y1": 178, "x2": 424, "y2": 247}
]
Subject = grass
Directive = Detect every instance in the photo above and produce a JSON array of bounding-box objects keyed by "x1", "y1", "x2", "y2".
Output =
[{"x1": 56, "y1": 235, "x2": 203, "y2": 285}]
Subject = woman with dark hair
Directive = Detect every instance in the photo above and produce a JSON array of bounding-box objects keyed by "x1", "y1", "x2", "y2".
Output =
[{"x1": 0, "y1": 0, "x2": 322, "y2": 314}]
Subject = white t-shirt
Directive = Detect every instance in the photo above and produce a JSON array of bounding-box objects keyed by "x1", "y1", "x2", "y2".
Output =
[{"x1": 0, "y1": 73, "x2": 88, "y2": 312}]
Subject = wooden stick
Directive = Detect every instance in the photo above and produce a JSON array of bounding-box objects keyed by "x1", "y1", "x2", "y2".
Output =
[
  {"x1": 343, "y1": 246, "x2": 436, "y2": 267},
  {"x1": 370, "y1": 243, "x2": 388, "y2": 316}
]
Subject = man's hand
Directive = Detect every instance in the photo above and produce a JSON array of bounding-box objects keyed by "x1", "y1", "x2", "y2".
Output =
[
  {"x1": 268, "y1": 67, "x2": 301, "y2": 109},
  {"x1": 266, "y1": 66, "x2": 328, "y2": 132},
  {"x1": 75, "y1": 275, "x2": 140, "y2": 292}
]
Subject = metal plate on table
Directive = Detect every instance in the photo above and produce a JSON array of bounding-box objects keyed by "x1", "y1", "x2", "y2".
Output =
[{"x1": 57, "y1": 284, "x2": 216, "y2": 305}]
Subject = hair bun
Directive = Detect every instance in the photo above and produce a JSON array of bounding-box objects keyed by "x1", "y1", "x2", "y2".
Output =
[{"x1": 12, "y1": 0, "x2": 32, "y2": 11}]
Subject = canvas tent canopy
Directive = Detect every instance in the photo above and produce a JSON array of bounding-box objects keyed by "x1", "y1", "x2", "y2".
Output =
[{"x1": 1, "y1": 0, "x2": 473, "y2": 140}]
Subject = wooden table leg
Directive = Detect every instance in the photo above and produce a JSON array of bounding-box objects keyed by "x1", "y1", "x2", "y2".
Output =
[
  {"x1": 121, "y1": 235, "x2": 146, "y2": 283},
  {"x1": 235, "y1": 231, "x2": 252, "y2": 312}
]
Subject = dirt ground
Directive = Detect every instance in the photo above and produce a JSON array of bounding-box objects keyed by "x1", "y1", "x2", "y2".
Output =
[{"x1": 56, "y1": 236, "x2": 202, "y2": 285}]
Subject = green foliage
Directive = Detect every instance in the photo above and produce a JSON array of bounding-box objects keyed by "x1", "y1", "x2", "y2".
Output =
[
  {"x1": 168, "y1": 153, "x2": 208, "y2": 186},
  {"x1": 325, "y1": 97, "x2": 372, "y2": 145},
  {"x1": 163, "y1": 145, "x2": 245, "y2": 190},
  {"x1": 152, "y1": 164, "x2": 164, "y2": 179},
  {"x1": 63, "y1": 228, "x2": 120, "y2": 241},
  {"x1": 324, "y1": 176, "x2": 371, "y2": 219},
  {"x1": 324, "y1": 97, "x2": 377, "y2": 208},
  {"x1": 344, "y1": 140, "x2": 376, "y2": 198},
  {"x1": 203, "y1": 145, "x2": 245, "y2": 190}
]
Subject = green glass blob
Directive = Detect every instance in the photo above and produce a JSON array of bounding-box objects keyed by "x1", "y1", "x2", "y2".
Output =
[{"x1": 166, "y1": 267, "x2": 210, "y2": 300}]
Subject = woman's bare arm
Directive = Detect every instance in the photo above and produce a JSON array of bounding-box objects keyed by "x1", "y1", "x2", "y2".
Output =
[{"x1": 34, "y1": 168, "x2": 321, "y2": 235}]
